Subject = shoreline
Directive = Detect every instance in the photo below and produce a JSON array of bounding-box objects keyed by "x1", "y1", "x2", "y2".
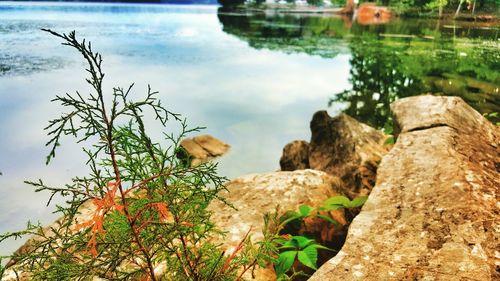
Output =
[{"x1": 223, "y1": 3, "x2": 499, "y2": 23}]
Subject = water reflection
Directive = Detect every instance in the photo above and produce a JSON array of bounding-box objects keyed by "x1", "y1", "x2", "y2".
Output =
[
  {"x1": 217, "y1": 8, "x2": 500, "y2": 127},
  {"x1": 218, "y1": 8, "x2": 351, "y2": 58},
  {"x1": 336, "y1": 33, "x2": 500, "y2": 128}
]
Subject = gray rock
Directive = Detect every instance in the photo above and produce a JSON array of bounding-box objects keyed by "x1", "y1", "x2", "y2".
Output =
[{"x1": 309, "y1": 95, "x2": 500, "y2": 281}]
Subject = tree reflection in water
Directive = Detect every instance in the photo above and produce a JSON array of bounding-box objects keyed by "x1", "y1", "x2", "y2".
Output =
[{"x1": 218, "y1": 7, "x2": 500, "y2": 127}]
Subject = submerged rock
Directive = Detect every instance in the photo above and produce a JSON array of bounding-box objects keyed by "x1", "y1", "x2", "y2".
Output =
[
  {"x1": 309, "y1": 95, "x2": 500, "y2": 281},
  {"x1": 280, "y1": 112, "x2": 389, "y2": 199},
  {"x1": 178, "y1": 134, "x2": 230, "y2": 166}
]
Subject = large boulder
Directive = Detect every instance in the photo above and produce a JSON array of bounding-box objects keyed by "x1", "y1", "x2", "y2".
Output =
[
  {"x1": 280, "y1": 112, "x2": 389, "y2": 198},
  {"x1": 208, "y1": 169, "x2": 347, "y2": 280},
  {"x1": 309, "y1": 95, "x2": 500, "y2": 281}
]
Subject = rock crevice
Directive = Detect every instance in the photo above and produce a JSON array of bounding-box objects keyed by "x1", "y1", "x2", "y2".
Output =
[{"x1": 309, "y1": 96, "x2": 499, "y2": 281}]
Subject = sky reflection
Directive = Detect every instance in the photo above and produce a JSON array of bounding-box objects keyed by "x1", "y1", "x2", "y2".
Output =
[{"x1": 0, "y1": 2, "x2": 350, "y2": 255}]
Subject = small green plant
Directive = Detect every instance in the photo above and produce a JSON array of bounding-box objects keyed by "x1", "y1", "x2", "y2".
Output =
[
  {"x1": 0, "y1": 30, "x2": 265, "y2": 281},
  {"x1": 322, "y1": 195, "x2": 367, "y2": 209},
  {"x1": 382, "y1": 118, "x2": 395, "y2": 145},
  {"x1": 272, "y1": 195, "x2": 367, "y2": 280},
  {"x1": 280, "y1": 195, "x2": 367, "y2": 227},
  {"x1": 275, "y1": 235, "x2": 328, "y2": 280},
  {"x1": 483, "y1": 112, "x2": 500, "y2": 126}
]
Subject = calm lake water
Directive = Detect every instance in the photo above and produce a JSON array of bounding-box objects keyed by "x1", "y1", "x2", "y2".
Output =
[{"x1": 0, "y1": 1, "x2": 498, "y2": 256}]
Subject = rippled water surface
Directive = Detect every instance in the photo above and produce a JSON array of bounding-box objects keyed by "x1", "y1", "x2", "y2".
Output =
[{"x1": 0, "y1": 1, "x2": 498, "y2": 255}]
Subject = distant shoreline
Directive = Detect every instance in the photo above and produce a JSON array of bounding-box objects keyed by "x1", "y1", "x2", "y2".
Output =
[{"x1": 0, "y1": 0, "x2": 220, "y2": 4}]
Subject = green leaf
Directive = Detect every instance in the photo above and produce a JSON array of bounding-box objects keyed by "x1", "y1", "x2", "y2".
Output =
[
  {"x1": 323, "y1": 196, "x2": 350, "y2": 209},
  {"x1": 314, "y1": 214, "x2": 339, "y2": 225},
  {"x1": 279, "y1": 211, "x2": 302, "y2": 227},
  {"x1": 282, "y1": 238, "x2": 298, "y2": 249},
  {"x1": 297, "y1": 246, "x2": 318, "y2": 270},
  {"x1": 314, "y1": 206, "x2": 326, "y2": 211},
  {"x1": 292, "y1": 236, "x2": 314, "y2": 249},
  {"x1": 323, "y1": 195, "x2": 367, "y2": 210},
  {"x1": 324, "y1": 196, "x2": 351, "y2": 206},
  {"x1": 281, "y1": 210, "x2": 300, "y2": 221},
  {"x1": 349, "y1": 196, "x2": 368, "y2": 208},
  {"x1": 279, "y1": 245, "x2": 297, "y2": 251},
  {"x1": 383, "y1": 120, "x2": 393, "y2": 134},
  {"x1": 309, "y1": 243, "x2": 335, "y2": 251},
  {"x1": 323, "y1": 204, "x2": 343, "y2": 211},
  {"x1": 299, "y1": 204, "x2": 312, "y2": 217},
  {"x1": 276, "y1": 251, "x2": 297, "y2": 277},
  {"x1": 384, "y1": 136, "x2": 395, "y2": 145},
  {"x1": 274, "y1": 237, "x2": 289, "y2": 245}
]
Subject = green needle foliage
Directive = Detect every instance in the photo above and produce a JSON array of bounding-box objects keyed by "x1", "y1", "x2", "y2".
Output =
[{"x1": 0, "y1": 29, "x2": 264, "y2": 281}]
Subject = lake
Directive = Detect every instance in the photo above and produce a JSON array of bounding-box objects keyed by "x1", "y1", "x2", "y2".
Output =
[{"x1": 0, "y1": 1, "x2": 498, "y2": 256}]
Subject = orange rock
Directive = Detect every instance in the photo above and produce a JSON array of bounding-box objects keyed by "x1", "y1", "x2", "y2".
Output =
[{"x1": 356, "y1": 3, "x2": 392, "y2": 25}]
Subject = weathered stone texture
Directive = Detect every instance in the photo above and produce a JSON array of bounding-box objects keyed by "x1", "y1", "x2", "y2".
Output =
[
  {"x1": 208, "y1": 169, "x2": 345, "y2": 280},
  {"x1": 309, "y1": 96, "x2": 500, "y2": 281},
  {"x1": 209, "y1": 169, "x2": 344, "y2": 252}
]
